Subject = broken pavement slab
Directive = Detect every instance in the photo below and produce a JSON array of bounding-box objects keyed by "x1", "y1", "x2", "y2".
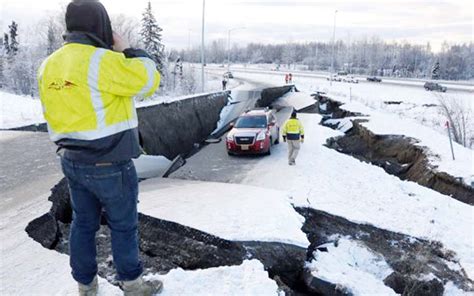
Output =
[{"x1": 138, "y1": 178, "x2": 310, "y2": 248}]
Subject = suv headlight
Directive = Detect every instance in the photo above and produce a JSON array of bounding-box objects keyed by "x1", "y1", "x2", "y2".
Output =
[
  {"x1": 256, "y1": 131, "x2": 266, "y2": 141},
  {"x1": 226, "y1": 134, "x2": 234, "y2": 142}
]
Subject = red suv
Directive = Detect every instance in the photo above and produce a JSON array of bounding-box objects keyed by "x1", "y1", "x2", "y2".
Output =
[{"x1": 226, "y1": 108, "x2": 279, "y2": 155}]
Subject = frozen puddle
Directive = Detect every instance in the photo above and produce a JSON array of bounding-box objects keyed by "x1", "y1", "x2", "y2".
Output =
[
  {"x1": 138, "y1": 178, "x2": 309, "y2": 248},
  {"x1": 144, "y1": 260, "x2": 280, "y2": 296}
]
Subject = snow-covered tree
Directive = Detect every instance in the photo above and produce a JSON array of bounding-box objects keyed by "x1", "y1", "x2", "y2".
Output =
[
  {"x1": 43, "y1": 14, "x2": 65, "y2": 55},
  {"x1": 140, "y1": 1, "x2": 165, "y2": 72},
  {"x1": 3, "y1": 34, "x2": 10, "y2": 55},
  {"x1": 47, "y1": 23, "x2": 57, "y2": 55},
  {"x1": 8, "y1": 21, "x2": 19, "y2": 56},
  {"x1": 111, "y1": 14, "x2": 141, "y2": 48},
  {"x1": 431, "y1": 60, "x2": 440, "y2": 80},
  {"x1": 0, "y1": 55, "x2": 5, "y2": 88}
]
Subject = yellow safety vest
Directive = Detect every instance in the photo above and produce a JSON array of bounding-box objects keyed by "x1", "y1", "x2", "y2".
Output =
[
  {"x1": 38, "y1": 43, "x2": 160, "y2": 142},
  {"x1": 283, "y1": 118, "x2": 304, "y2": 138}
]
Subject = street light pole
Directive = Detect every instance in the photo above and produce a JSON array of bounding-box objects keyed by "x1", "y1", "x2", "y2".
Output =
[
  {"x1": 227, "y1": 27, "x2": 245, "y2": 72},
  {"x1": 201, "y1": 0, "x2": 206, "y2": 92},
  {"x1": 330, "y1": 10, "x2": 338, "y2": 86}
]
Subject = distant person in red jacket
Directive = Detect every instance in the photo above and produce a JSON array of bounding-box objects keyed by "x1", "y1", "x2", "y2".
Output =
[{"x1": 285, "y1": 73, "x2": 289, "y2": 84}]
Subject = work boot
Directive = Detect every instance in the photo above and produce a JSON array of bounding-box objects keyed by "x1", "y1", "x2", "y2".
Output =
[
  {"x1": 78, "y1": 276, "x2": 98, "y2": 296},
  {"x1": 120, "y1": 276, "x2": 163, "y2": 296}
]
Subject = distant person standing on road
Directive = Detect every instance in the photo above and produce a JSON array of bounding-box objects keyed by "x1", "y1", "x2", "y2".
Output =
[
  {"x1": 222, "y1": 77, "x2": 228, "y2": 90},
  {"x1": 285, "y1": 73, "x2": 289, "y2": 84},
  {"x1": 288, "y1": 73, "x2": 293, "y2": 83},
  {"x1": 282, "y1": 110, "x2": 305, "y2": 165},
  {"x1": 38, "y1": 0, "x2": 162, "y2": 295}
]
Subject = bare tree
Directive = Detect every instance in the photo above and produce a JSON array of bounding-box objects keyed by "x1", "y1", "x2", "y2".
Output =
[
  {"x1": 111, "y1": 14, "x2": 141, "y2": 48},
  {"x1": 436, "y1": 94, "x2": 473, "y2": 148}
]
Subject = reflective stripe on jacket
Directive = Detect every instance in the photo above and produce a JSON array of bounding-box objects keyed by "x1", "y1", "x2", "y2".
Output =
[
  {"x1": 282, "y1": 118, "x2": 304, "y2": 140},
  {"x1": 38, "y1": 43, "x2": 160, "y2": 142}
]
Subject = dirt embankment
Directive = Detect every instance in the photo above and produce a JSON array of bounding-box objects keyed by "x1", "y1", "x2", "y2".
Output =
[
  {"x1": 297, "y1": 207, "x2": 473, "y2": 295},
  {"x1": 316, "y1": 97, "x2": 473, "y2": 205}
]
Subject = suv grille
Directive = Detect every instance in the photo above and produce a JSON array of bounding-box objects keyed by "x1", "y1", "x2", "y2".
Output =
[{"x1": 235, "y1": 136, "x2": 255, "y2": 145}]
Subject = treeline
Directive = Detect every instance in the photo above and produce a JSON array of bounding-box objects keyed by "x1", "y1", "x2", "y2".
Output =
[
  {"x1": 174, "y1": 38, "x2": 473, "y2": 80},
  {"x1": 0, "y1": 1, "x2": 172, "y2": 96}
]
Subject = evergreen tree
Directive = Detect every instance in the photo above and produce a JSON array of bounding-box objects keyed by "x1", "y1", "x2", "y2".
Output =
[
  {"x1": 8, "y1": 21, "x2": 19, "y2": 55},
  {"x1": 432, "y1": 60, "x2": 440, "y2": 79},
  {"x1": 140, "y1": 1, "x2": 165, "y2": 72},
  {"x1": 0, "y1": 55, "x2": 4, "y2": 88},
  {"x1": 3, "y1": 34, "x2": 10, "y2": 55}
]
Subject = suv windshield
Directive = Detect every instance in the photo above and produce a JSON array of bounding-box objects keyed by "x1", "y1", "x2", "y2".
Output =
[{"x1": 235, "y1": 116, "x2": 267, "y2": 128}]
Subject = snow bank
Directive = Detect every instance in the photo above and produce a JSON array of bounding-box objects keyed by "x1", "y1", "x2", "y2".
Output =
[
  {"x1": 138, "y1": 178, "x2": 309, "y2": 247},
  {"x1": 144, "y1": 260, "x2": 280, "y2": 296},
  {"x1": 241, "y1": 113, "x2": 474, "y2": 279},
  {"x1": 306, "y1": 238, "x2": 396, "y2": 295},
  {"x1": 0, "y1": 91, "x2": 44, "y2": 128}
]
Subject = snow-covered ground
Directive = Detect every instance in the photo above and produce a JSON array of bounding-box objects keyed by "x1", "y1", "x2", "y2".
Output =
[
  {"x1": 306, "y1": 237, "x2": 396, "y2": 295},
  {"x1": 237, "y1": 111, "x2": 474, "y2": 280},
  {"x1": 214, "y1": 67, "x2": 473, "y2": 149},
  {"x1": 139, "y1": 178, "x2": 309, "y2": 247},
  {"x1": 2, "y1": 68, "x2": 473, "y2": 295},
  {"x1": 1, "y1": 192, "x2": 280, "y2": 295},
  {"x1": 0, "y1": 190, "x2": 122, "y2": 295},
  {"x1": 219, "y1": 69, "x2": 473, "y2": 183},
  {"x1": 144, "y1": 260, "x2": 280, "y2": 296},
  {"x1": 0, "y1": 92, "x2": 44, "y2": 128},
  {"x1": 212, "y1": 63, "x2": 474, "y2": 91}
]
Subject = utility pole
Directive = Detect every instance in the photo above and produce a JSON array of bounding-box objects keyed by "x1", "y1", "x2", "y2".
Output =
[
  {"x1": 201, "y1": 0, "x2": 206, "y2": 93},
  {"x1": 330, "y1": 10, "x2": 338, "y2": 86}
]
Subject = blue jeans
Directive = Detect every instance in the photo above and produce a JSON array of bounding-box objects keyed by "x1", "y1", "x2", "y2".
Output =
[{"x1": 60, "y1": 157, "x2": 143, "y2": 285}]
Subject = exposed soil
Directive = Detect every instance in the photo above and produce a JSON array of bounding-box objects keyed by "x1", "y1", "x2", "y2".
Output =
[
  {"x1": 315, "y1": 96, "x2": 473, "y2": 205},
  {"x1": 25, "y1": 178, "x2": 310, "y2": 295},
  {"x1": 296, "y1": 207, "x2": 474, "y2": 295}
]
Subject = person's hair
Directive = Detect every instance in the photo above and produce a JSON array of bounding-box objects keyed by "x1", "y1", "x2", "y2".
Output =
[{"x1": 291, "y1": 111, "x2": 297, "y2": 118}]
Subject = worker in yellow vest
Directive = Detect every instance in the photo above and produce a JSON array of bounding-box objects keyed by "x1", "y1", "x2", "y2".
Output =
[
  {"x1": 38, "y1": 0, "x2": 162, "y2": 295},
  {"x1": 282, "y1": 110, "x2": 305, "y2": 165}
]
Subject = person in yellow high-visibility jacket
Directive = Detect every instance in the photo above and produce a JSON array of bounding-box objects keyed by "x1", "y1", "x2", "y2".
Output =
[
  {"x1": 38, "y1": 0, "x2": 162, "y2": 294},
  {"x1": 282, "y1": 110, "x2": 305, "y2": 165}
]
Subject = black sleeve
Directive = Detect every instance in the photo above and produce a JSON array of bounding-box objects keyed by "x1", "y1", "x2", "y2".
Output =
[{"x1": 123, "y1": 48, "x2": 154, "y2": 60}]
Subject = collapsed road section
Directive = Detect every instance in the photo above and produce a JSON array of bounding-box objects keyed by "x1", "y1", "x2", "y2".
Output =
[
  {"x1": 24, "y1": 85, "x2": 311, "y2": 293},
  {"x1": 25, "y1": 178, "x2": 309, "y2": 293},
  {"x1": 310, "y1": 96, "x2": 474, "y2": 205}
]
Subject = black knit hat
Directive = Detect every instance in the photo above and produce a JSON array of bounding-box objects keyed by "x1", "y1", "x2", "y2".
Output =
[
  {"x1": 65, "y1": 0, "x2": 113, "y2": 48},
  {"x1": 291, "y1": 110, "x2": 297, "y2": 118}
]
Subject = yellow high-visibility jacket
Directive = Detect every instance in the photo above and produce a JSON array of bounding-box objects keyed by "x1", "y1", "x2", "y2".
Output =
[
  {"x1": 282, "y1": 118, "x2": 304, "y2": 140},
  {"x1": 38, "y1": 43, "x2": 160, "y2": 142}
]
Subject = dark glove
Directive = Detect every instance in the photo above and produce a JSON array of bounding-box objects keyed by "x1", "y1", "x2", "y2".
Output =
[{"x1": 283, "y1": 136, "x2": 286, "y2": 142}]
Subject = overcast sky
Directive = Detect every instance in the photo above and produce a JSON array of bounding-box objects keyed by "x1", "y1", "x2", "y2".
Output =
[{"x1": 1, "y1": 0, "x2": 472, "y2": 52}]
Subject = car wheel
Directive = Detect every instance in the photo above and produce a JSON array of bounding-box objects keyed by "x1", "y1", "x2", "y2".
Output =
[
  {"x1": 227, "y1": 151, "x2": 234, "y2": 156},
  {"x1": 266, "y1": 146, "x2": 271, "y2": 155}
]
